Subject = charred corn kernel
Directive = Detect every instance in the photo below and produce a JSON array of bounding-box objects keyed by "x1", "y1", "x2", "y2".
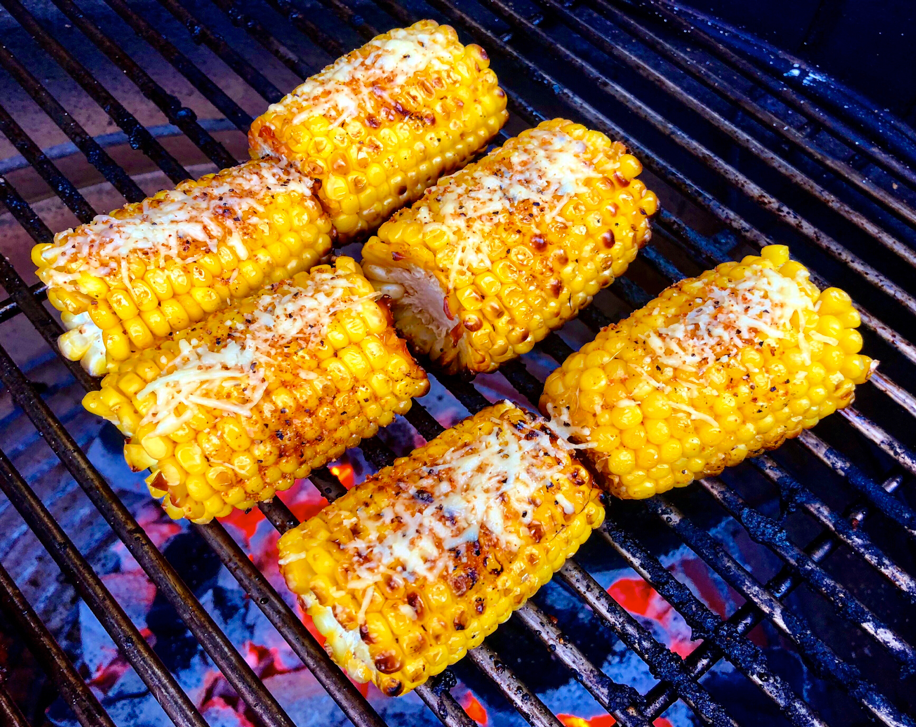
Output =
[
  {"x1": 541, "y1": 245, "x2": 873, "y2": 499},
  {"x1": 82, "y1": 258, "x2": 428, "y2": 524},
  {"x1": 363, "y1": 119, "x2": 658, "y2": 375},
  {"x1": 278, "y1": 402, "x2": 604, "y2": 696},
  {"x1": 36, "y1": 159, "x2": 334, "y2": 376},
  {"x1": 249, "y1": 20, "x2": 507, "y2": 243}
]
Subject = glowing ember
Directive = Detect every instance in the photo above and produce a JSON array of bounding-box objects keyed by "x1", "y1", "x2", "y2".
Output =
[
  {"x1": 559, "y1": 715, "x2": 675, "y2": 727},
  {"x1": 608, "y1": 577, "x2": 700, "y2": 659},
  {"x1": 461, "y1": 691, "x2": 489, "y2": 725},
  {"x1": 329, "y1": 459, "x2": 355, "y2": 489}
]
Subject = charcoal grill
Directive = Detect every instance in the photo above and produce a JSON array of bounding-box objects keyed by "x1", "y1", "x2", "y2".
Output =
[{"x1": 0, "y1": 1, "x2": 915, "y2": 726}]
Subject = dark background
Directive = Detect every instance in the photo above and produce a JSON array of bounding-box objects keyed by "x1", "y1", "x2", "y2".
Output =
[{"x1": 688, "y1": 0, "x2": 916, "y2": 123}]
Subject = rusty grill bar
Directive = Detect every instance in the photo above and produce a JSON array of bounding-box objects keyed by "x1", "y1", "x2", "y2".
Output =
[{"x1": 0, "y1": 1, "x2": 914, "y2": 726}]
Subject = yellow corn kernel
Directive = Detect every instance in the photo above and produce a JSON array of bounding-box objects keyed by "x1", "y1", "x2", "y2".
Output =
[
  {"x1": 541, "y1": 245, "x2": 872, "y2": 499},
  {"x1": 82, "y1": 258, "x2": 428, "y2": 524},
  {"x1": 35, "y1": 159, "x2": 334, "y2": 375},
  {"x1": 362, "y1": 119, "x2": 657, "y2": 375},
  {"x1": 277, "y1": 402, "x2": 603, "y2": 696}
]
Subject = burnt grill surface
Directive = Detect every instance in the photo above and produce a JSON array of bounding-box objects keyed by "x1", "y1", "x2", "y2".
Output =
[{"x1": 0, "y1": 1, "x2": 915, "y2": 727}]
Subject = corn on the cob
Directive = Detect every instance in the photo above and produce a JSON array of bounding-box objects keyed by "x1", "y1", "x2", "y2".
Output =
[
  {"x1": 82, "y1": 257, "x2": 429, "y2": 524},
  {"x1": 33, "y1": 159, "x2": 334, "y2": 376},
  {"x1": 278, "y1": 401, "x2": 604, "y2": 696},
  {"x1": 540, "y1": 245, "x2": 874, "y2": 499},
  {"x1": 248, "y1": 20, "x2": 508, "y2": 243},
  {"x1": 361, "y1": 119, "x2": 659, "y2": 375}
]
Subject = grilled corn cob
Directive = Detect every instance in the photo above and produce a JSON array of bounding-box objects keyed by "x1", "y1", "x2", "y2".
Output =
[
  {"x1": 33, "y1": 159, "x2": 333, "y2": 376},
  {"x1": 540, "y1": 245, "x2": 874, "y2": 499},
  {"x1": 361, "y1": 118, "x2": 659, "y2": 375},
  {"x1": 82, "y1": 257, "x2": 429, "y2": 523},
  {"x1": 278, "y1": 401, "x2": 604, "y2": 696},
  {"x1": 249, "y1": 20, "x2": 508, "y2": 242}
]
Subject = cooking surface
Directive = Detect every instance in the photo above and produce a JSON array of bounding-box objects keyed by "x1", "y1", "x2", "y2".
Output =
[{"x1": 0, "y1": 2, "x2": 914, "y2": 727}]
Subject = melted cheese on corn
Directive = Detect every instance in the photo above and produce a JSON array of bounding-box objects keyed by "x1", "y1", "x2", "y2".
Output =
[
  {"x1": 266, "y1": 27, "x2": 454, "y2": 130},
  {"x1": 137, "y1": 273, "x2": 366, "y2": 437},
  {"x1": 342, "y1": 412, "x2": 571, "y2": 591},
  {"x1": 642, "y1": 265, "x2": 815, "y2": 374},
  {"x1": 415, "y1": 128, "x2": 601, "y2": 288},
  {"x1": 41, "y1": 161, "x2": 312, "y2": 289}
]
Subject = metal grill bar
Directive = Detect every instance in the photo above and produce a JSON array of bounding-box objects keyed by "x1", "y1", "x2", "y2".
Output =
[
  {"x1": 0, "y1": 102, "x2": 96, "y2": 223},
  {"x1": 749, "y1": 456, "x2": 916, "y2": 600},
  {"x1": 0, "y1": 559, "x2": 115, "y2": 727},
  {"x1": 470, "y1": 0, "x2": 916, "y2": 316},
  {"x1": 0, "y1": 40, "x2": 145, "y2": 203},
  {"x1": 0, "y1": 2, "x2": 913, "y2": 727},
  {"x1": 0, "y1": 344, "x2": 299, "y2": 727},
  {"x1": 1, "y1": 0, "x2": 189, "y2": 183},
  {"x1": 641, "y1": 473, "x2": 905, "y2": 717},
  {"x1": 643, "y1": 496, "x2": 913, "y2": 727},
  {"x1": 579, "y1": 0, "x2": 916, "y2": 230},
  {"x1": 672, "y1": 2, "x2": 916, "y2": 166},
  {"x1": 0, "y1": 449, "x2": 205, "y2": 727},
  {"x1": 0, "y1": 671, "x2": 30, "y2": 727},
  {"x1": 697, "y1": 476, "x2": 915, "y2": 667},
  {"x1": 100, "y1": 0, "x2": 253, "y2": 132},
  {"x1": 47, "y1": 0, "x2": 237, "y2": 170},
  {"x1": 527, "y1": 0, "x2": 916, "y2": 269},
  {"x1": 209, "y1": 0, "x2": 313, "y2": 80},
  {"x1": 629, "y1": 0, "x2": 916, "y2": 187},
  {"x1": 154, "y1": 0, "x2": 282, "y2": 103}
]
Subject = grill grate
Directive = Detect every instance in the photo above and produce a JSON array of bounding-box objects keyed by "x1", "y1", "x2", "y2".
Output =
[{"x1": 0, "y1": 1, "x2": 914, "y2": 726}]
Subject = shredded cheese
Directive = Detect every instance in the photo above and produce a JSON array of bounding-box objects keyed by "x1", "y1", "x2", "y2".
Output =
[
  {"x1": 266, "y1": 28, "x2": 454, "y2": 130},
  {"x1": 44, "y1": 161, "x2": 312, "y2": 290},
  {"x1": 642, "y1": 265, "x2": 815, "y2": 374},
  {"x1": 409, "y1": 128, "x2": 601, "y2": 288},
  {"x1": 341, "y1": 410, "x2": 577, "y2": 597},
  {"x1": 136, "y1": 272, "x2": 373, "y2": 438}
]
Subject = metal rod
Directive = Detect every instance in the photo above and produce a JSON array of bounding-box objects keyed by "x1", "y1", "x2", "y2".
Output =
[
  {"x1": 558, "y1": 560, "x2": 738, "y2": 727},
  {"x1": 48, "y1": 0, "x2": 237, "y2": 170},
  {"x1": 533, "y1": 0, "x2": 916, "y2": 268},
  {"x1": 0, "y1": 344, "x2": 298, "y2": 727},
  {"x1": 644, "y1": 495, "x2": 914, "y2": 727},
  {"x1": 697, "y1": 476, "x2": 916, "y2": 668},
  {"x1": 0, "y1": 559, "x2": 116, "y2": 727},
  {"x1": 512, "y1": 602, "x2": 654, "y2": 727},
  {"x1": 641, "y1": 475, "x2": 904, "y2": 717},
  {"x1": 466, "y1": 645, "x2": 565, "y2": 727},
  {"x1": 0, "y1": 41, "x2": 144, "y2": 202},
  {"x1": 100, "y1": 0, "x2": 252, "y2": 132},
  {"x1": 596, "y1": 519, "x2": 826, "y2": 727},
  {"x1": 603, "y1": 0, "x2": 916, "y2": 189},
  {"x1": 477, "y1": 0, "x2": 916, "y2": 314},
  {"x1": 0, "y1": 102, "x2": 96, "y2": 223},
  {"x1": 750, "y1": 455, "x2": 916, "y2": 600},
  {"x1": 0, "y1": 450, "x2": 205, "y2": 727},
  {"x1": 0, "y1": 0, "x2": 189, "y2": 185},
  {"x1": 0, "y1": 673, "x2": 30, "y2": 727},
  {"x1": 670, "y1": 1, "x2": 916, "y2": 167},
  {"x1": 210, "y1": 0, "x2": 314, "y2": 80},
  {"x1": 153, "y1": 0, "x2": 283, "y2": 104}
]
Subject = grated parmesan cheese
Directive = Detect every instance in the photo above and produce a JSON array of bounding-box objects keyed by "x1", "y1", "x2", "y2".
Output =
[
  {"x1": 266, "y1": 28, "x2": 454, "y2": 130},
  {"x1": 43, "y1": 161, "x2": 312, "y2": 291},
  {"x1": 641, "y1": 265, "x2": 815, "y2": 374},
  {"x1": 341, "y1": 409, "x2": 578, "y2": 596},
  {"x1": 411, "y1": 128, "x2": 601, "y2": 288},
  {"x1": 136, "y1": 272, "x2": 373, "y2": 438}
]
